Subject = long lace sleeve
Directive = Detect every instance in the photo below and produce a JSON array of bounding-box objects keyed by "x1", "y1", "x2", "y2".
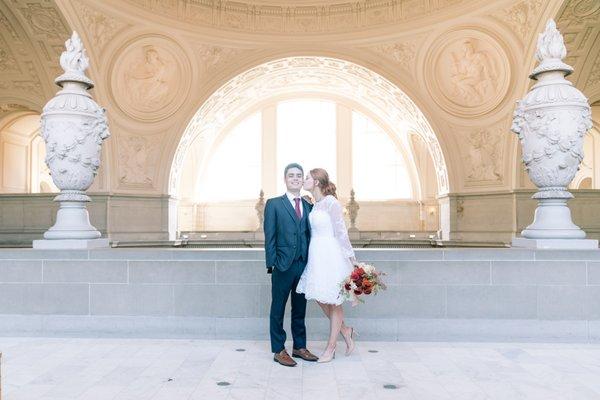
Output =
[{"x1": 326, "y1": 196, "x2": 355, "y2": 258}]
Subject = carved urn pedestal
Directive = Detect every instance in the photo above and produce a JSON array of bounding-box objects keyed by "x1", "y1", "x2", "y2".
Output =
[
  {"x1": 511, "y1": 20, "x2": 597, "y2": 250},
  {"x1": 33, "y1": 32, "x2": 110, "y2": 250}
]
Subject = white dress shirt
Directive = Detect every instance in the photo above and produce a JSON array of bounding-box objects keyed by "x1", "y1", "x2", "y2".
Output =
[{"x1": 285, "y1": 191, "x2": 303, "y2": 218}]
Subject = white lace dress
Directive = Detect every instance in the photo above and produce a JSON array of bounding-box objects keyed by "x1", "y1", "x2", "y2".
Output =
[{"x1": 296, "y1": 195, "x2": 355, "y2": 305}]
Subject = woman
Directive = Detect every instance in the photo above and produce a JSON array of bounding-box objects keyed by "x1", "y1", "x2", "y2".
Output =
[{"x1": 296, "y1": 168, "x2": 357, "y2": 363}]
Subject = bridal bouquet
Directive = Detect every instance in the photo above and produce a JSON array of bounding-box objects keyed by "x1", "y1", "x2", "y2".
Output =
[{"x1": 340, "y1": 262, "x2": 387, "y2": 304}]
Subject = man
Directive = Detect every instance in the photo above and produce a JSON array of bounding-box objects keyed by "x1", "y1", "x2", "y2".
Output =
[{"x1": 264, "y1": 163, "x2": 318, "y2": 366}]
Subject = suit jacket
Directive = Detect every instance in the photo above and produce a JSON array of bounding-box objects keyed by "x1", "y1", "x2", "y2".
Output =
[{"x1": 264, "y1": 194, "x2": 312, "y2": 272}]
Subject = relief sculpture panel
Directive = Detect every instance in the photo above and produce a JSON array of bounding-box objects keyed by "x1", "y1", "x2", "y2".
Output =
[
  {"x1": 109, "y1": 35, "x2": 191, "y2": 122},
  {"x1": 425, "y1": 28, "x2": 510, "y2": 118}
]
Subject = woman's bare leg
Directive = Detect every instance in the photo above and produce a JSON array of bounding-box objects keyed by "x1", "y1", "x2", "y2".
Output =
[{"x1": 318, "y1": 302, "x2": 350, "y2": 334}]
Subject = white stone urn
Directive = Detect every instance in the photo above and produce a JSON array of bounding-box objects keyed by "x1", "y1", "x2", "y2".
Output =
[
  {"x1": 511, "y1": 20, "x2": 597, "y2": 249},
  {"x1": 33, "y1": 32, "x2": 110, "y2": 248}
]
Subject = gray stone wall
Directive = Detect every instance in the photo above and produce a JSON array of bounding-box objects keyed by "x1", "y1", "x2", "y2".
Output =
[{"x1": 1, "y1": 248, "x2": 600, "y2": 342}]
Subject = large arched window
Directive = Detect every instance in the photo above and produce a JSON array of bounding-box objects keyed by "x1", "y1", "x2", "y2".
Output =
[
  {"x1": 196, "y1": 112, "x2": 261, "y2": 202},
  {"x1": 276, "y1": 99, "x2": 337, "y2": 193},
  {"x1": 186, "y1": 97, "x2": 420, "y2": 204},
  {"x1": 352, "y1": 111, "x2": 413, "y2": 200}
]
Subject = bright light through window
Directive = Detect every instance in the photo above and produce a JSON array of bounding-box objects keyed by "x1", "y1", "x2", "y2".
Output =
[
  {"x1": 276, "y1": 100, "x2": 336, "y2": 194},
  {"x1": 352, "y1": 111, "x2": 412, "y2": 200},
  {"x1": 198, "y1": 112, "x2": 261, "y2": 202}
]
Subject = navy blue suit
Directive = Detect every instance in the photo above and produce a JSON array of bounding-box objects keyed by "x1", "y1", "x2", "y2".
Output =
[{"x1": 264, "y1": 194, "x2": 312, "y2": 353}]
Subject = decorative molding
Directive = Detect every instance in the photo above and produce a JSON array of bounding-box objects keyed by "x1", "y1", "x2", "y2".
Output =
[
  {"x1": 196, "y1": 44, "x2": 253, "y2": 77},
  {"x1": 17, "y1": 3, "x2": 69, "y2": 39},
  {"x1": 365, "y1": 34, "x2": 426, "y2": 72},
  {"x1": 72, "y1": 0, "x2": 129, "y2": 55},
  {"x1": 0, "y1": 2, "x2": 74, "y2": 103},
  {"x1": 0, "y1": 37, "x2": 19, "y2": 73},
  {"x1": 490, "y1": 0, "x2": 544, "y2": 47},
  {"x1": 122, "y1": 0, "x2": 468, "y2": 34},
  {"x1": 588, "y1": 51, "x2": 600, "y2": 89},
  {"x1": 556, "y1": 0, "x2": 600, "y2": 86}
]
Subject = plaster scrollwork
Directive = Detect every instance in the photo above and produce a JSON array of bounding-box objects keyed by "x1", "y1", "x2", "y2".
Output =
[
  {"x1": 573, "y1": 0, "x2": 600, "y2": 17},
  {"x1": 12, "y1": 61, "x2": 43, "y2": 96},
  {"x1": 0, "y1": 38, "x2": 19, "y2": 72},
  {"x1": 490, "y1": 0, "x2": 544, "y2": 45},
  {"x1": 197, "y1": 44, "x2": 252, "y2": 76},
  {"x1": 425, "y1": 28, "x2": 510, "y2": 118},
  {"x1": 555, "y1": 0, "x2": 600, "y2": 88},
  {"x1": 117, "y1": 134, "x2": 161, "y2": 187},
  {"x1": 0, "y1": 11, "x2": 18, "y2": 39},
  {"x1": 109, "y1": 35, "x2": 191, "y2": 122},
  {"x1": 73, "y1": 0, "x2": 129, "y2": 54},
  {"x1": 169, "y1": 57, "x2": 449, "y2": 197},
  {"x1": 17, "y1": 3, "x2": 69, "y2": 39},
  {"x1": 588, "y1": 52, "x2": 600, "y2": 88},
  {"x1": 367, "y1": 35, "x2": 425, "y2": 72}
]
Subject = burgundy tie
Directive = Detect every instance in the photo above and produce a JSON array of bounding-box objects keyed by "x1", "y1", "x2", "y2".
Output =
[{"x1": 294, "y1": 198, "x2": 301, "y2": 220}]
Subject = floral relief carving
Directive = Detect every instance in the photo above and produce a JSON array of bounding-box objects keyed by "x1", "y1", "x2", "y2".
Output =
[
  {"x1": 118, "y1": 134, "x2": 161, "y2": 186},
  {"x1": 197, "y1": 44, "x2": 251, "y2": 76},
  {"x1": 368, "y1": 36, "x2": 424, "y2": 71},
  {"x1": 73, "y1": 0, "x2": 128, "y2": 54},
  {"x1": 491, "y1": 0, "x2": 544, "y2": 44},
  {"x1": 464, "y1": 126, "x2": 505, "y2": 183}
]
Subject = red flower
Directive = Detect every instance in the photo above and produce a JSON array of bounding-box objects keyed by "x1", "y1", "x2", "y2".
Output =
[
  {"x1": 364, "y1": 289, "x2": 372, "y2": 295},
  {"x1": 344, "y1": 283, "x2": 351, "y2": 291},
  {"x1": 353, "y1": 289, "x2": 362, "y2": 295}
]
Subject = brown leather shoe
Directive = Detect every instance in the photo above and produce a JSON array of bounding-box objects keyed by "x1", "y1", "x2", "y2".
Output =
[
  {"x1": 292, "y1": 348, "x2": 319, "y2": 362},
  {"x1": 273, "y1": 349, "x2": 297, "y2": 367}
]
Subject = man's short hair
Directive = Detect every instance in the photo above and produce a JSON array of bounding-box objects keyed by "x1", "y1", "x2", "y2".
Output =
[{"x1": 284, "y1": 163, "x2": 304, "y2": 176}]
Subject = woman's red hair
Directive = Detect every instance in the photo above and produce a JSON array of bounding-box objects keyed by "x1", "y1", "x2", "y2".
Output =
[{"x1": 310, "y1": 168, "x2": 337, "y2": 198}]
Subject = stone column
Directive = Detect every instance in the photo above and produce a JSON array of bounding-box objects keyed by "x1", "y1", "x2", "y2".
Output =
[
  {"x1": 33, "y1": 32, "x2": 110, "y2": 249},
  {"x1": 336, "y1": 104, "x2": 353, "y2": 200},
  {"x1": 262, "y1": 105, "x2": 277, "y2": 198},
  {"x1": 511, "y1": 20, "x2": 597, "y2": 249}
]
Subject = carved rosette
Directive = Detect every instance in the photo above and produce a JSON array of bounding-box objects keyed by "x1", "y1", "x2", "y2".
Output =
[
  {"x1": 511, "y1": 20, "x2": 591, "y2": 200},
  {"x1": 40, "y1": 31, "x2": 110, "y2": 202}
]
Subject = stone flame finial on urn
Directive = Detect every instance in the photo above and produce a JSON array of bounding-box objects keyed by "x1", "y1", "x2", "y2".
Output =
[
  {"x1": 511, "y1": 20, "x2": 597, "y2": 249},
  {"x1": 33, "y1": 32, "x2": 111, "y2": 249}
]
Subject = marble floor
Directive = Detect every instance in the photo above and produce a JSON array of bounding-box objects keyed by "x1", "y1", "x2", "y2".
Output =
[{"x1": 1, "y1": 338, "x2": 600, "y2": 400}]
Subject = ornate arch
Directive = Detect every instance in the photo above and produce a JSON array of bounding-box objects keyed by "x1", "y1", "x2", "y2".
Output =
[{"x1": 169, "y1": 56, "x2": 449, "y2": 198}]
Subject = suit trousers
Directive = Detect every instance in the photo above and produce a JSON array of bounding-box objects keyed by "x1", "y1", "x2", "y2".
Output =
[{"x1": 269, "y1": 258, "x2": 307, "y2": 353}]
